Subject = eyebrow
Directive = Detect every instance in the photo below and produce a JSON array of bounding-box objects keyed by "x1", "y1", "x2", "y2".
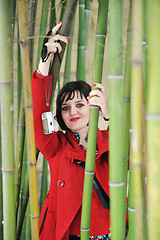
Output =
[{"x1": 62, "y1": 99, "x2": 86, "y2": 106}]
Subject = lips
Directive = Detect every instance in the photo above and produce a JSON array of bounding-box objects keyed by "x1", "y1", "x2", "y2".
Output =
[{"x1": 70, "y1": 117, "x2": 81, "y2": 122}]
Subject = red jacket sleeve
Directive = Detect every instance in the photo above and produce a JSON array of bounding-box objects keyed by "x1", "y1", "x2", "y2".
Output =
[{"x1": 32, "y1": 71, "x2": 64, "y2": 160}]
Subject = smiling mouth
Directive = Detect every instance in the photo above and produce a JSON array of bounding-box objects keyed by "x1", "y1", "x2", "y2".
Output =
[{"x1": 70, "y1": 117, "x2": 81, "y2": 122}]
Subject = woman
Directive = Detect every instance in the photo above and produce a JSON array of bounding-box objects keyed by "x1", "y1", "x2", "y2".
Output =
[{"x1": 32, "y1": 22, "x2": 110, "y2": 240}]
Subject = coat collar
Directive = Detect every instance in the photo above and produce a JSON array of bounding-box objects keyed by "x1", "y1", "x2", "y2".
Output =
[{"x1": 65, "y1": 128, "x2": 109, "y2": 164}]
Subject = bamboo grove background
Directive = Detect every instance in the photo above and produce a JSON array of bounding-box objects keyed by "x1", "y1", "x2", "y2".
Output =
[{"x1": 0, "y1": 0, "x2": 160, "y2": 239}]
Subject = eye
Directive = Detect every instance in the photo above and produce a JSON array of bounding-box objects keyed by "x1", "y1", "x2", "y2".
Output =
[
  {"x1": 76, "y1": 103, "x2": 84, "y2": 108},
  {"x1": 61, "y1": 106, "x2": 69, "y2": 111}
]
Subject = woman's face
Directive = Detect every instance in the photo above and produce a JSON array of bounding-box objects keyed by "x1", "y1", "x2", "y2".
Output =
[{"x1": 61, "y1": 91, "x2": 89, "y2": 135}]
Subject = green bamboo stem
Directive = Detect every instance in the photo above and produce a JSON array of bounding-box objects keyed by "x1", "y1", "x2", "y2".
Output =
[
  {"x1": 130, "y1": 0, "x2": 145, "y2": 239},
  {"x1": 108, "y1": 0, "x2": 126, "y2": 239},
  {"x1": 29, "y1": 0, "x2": 38, "y2": 72},
  {"x1": 146, "y1": 1, "x2": 160, "y2": 239},
  {"x1": 15, "y1": 91, "x2": 25, "y2": 215},
  {"x1": 84, "y1": 0, "x2": 91, "y2": 52},
  {"x1": 123, "y1": 1, "x2": 131, "y2": 197},
  {"x1": 0, "y1": 0, "x2": 16, "y2": 239},
  {"x1": 50, "y1": 0, "x2": 78, "y2": 99},
  {"x1": 17, "y1": 0, "x2": 39, "y2": 239},
  {"x1": 16, "y1": 170, "x2": 29, "y2": 240},
  {"x1": 40, "y1": 157, "x2": 48, "y2": 212},
  {"x1": 76, "y1": 0, "x2": 86, "y2": 81},
  {"x1": 81, "y1": 0, "x2": 109, "y2": 238},
  {"x1": 37, "y1": 0, "x2": 50, "y2": 65},
  {"x1": 0, "y1": 112, "x2": 3, "y2": 239},
  {"x1": 59, "y1": 0, "x2": 67, "y2": 23},
  {"x1": 63, "y1": 15, "x2": 75, "y2": 85},
  {"x1": 128, "y1": 135, "x2": 135, "y2": 240},
  {"x1": 25, "y1": 202, "x2": 31, "y2": 240},
  {"x1": 49, "y1": 0, "x2": 56, "y2": 29}
]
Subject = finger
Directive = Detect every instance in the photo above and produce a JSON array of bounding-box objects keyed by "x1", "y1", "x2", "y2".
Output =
[
  {"x1": 54, "y1": 34, "x2": 69, "y2": 44},
  {"x1": 92, "y1": 83, "x2": 105, "y2": 92},
  {"x1": 89, "y1": 89, "x2": 104, "y2": 98},
  {"x1": 51, "y1": 21, "x2": 62, "y2": 35},
  {"x1": 46, "y1": 42, "x2": 62, "y2": 54}
]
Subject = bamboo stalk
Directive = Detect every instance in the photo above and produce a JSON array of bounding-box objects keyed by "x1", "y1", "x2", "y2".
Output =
[
  {"x1": 63, "y1": 15, "x2": 75, "y2": 84},
  {"x1": 49, "y1": 0, "x2": 56, "y2": 28},
  {"x1": 37, "y1": 0, "x2": 50, "y2": 65},
  {"x1": 146, "y1": 1, "x2": 160, "y2": 239},
  {"x1": 17, "y1": 0, "x2": 39, "y2": 239},
  {"x1": 26, "y1": 202, "x2": 31, "y2": 240},
  {"x1": 0, "y1": 0, "x2": 16, "y2": 239},
  {"x1": 50, "y1": 0, "x2": 78, "y2": 99},
  {"x1": 28, "y1": 0, "x2": 38, "y2": 72},
  {"x1": 123, "y1": 1, "x2": 131, "y2": 197},
  {"x1": 128, "y1": 135, "x2": 135, "y2": 240},
  {"x1": 108, "y1": 0, "x2": 126, "y2": 239},
  {"x1": 16, "y1": 170, "x2": 29, "y2": 239},
  {"x1": 81, "y1": 0, "x2": 109, "y2": 239},
  {"x1": 76, "y1": 0, "x2": 86, "y2": 81},
  {"x1": 84, "y1": 0, "x2": 91, "y2": 52},
  {"x1": 0, "y1": 112, "x2": 3, "y2": 239},
  {"x1": 130, "y1": 0, "x2": 145, "y2": 239},
  {"x1": 15, "y1": 91, "x2": 25, "y2": 215}
]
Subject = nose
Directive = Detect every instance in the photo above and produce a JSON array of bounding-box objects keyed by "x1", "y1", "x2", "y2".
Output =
[{"x1": 70, "y1": 105, "x2": 77, "y2": 115}]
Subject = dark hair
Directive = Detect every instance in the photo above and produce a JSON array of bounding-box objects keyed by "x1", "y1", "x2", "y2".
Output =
[{"x1": 55, "y1": 80, "x2": 91, "y2": 130}]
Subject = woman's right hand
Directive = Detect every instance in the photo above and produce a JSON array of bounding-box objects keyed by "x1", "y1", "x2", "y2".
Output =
[{"x1": 38, "y1": 21, "x2": 69, "y2": 76}]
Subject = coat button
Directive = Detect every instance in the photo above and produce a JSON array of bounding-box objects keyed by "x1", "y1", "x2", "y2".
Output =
[{"x1": 57, "y1": 180, "x2": 65, "y2": 187}]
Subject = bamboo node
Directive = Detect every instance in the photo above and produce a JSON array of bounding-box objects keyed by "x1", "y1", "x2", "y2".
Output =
[
  {"x1": 128, "y1": 206, "x2": 136, "y2": 212},
  {"x1": 85, "y1": 170, "x2": 94, "y2": 175},
  {"x1": 108, "y1": 74, "x2": 123, "y2": 80},
  {"x1": 146, "y1": 113, "x2": 160, "y2": 121},
  {"x1": 2, "y1": 168, "x2": 15, "y2": 174},
  {"x1": 123, "y1": 157, "x2": 128, "y2": 162},
  {"x1": 123, "y1": 97, "x2": 131, "y2": 102},
  {"x1": 30, "y1": 214, "x2": 39, "y2": 220},
  {"x1": 80, "y1": 227, "x2": 90, "y2": 231},
  {"x1": 27, "y1": 162, "x2": 36, "y2": 167},
  {"x1": 109, "y1": 181, "x2": 124, "y2": 187}
]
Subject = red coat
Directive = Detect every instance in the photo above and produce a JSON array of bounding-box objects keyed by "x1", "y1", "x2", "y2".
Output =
[{"x1": 32, "y1": 71, "x2": 110, "y2": 240}]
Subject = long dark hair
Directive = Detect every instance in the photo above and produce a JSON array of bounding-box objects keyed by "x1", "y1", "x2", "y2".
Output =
[{"x1": 55, "y1": 80, "x2": 91, "y2": 130}]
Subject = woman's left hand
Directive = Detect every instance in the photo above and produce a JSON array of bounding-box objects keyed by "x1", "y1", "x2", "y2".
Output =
[{"x1": 87, "y1": 83, "x2": 109, "y2": 119}]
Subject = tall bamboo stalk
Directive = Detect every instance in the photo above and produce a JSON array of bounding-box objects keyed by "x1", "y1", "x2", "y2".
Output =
[
  {"x1": 15, "y1": 91, "x2": 25, "y2": 215},
  {"x1": 37, "y1": 0, "x2": 50, "y2": 65},
  {"x1": 122, "y1": 1, "x2": 131, "y2": 198},
  {"x1": 50, "y1": 0, "x2": 78, "y2": 98},
  {"x1": 128, "y1": 142, "x2": 135, "y2": 240},
  {"x1": 0, "y1": 112, "x2": 3, "y2": 239},
  {"x1": 108, "y1": 0, "x2": 126, "y2": 239},
  {"x1": 130, "y1": 0, "x2": 145, "y2": 239},
  {"x1": 146, "y1": 1, "x2": 160, "y2": 239},
  {"x1": 16, "y1": 169, "x2": 29, "y2": 239},
  {"x1": 0, "y1": 0, "x2": 16, "y2": 239},
  {"x1": 81, "y1": 0, "x2": 109, "y2": 239},
  {"x1": 63, "y1": 15, "x2": 75, "y2": 84},
  {"x1": 49, "y1": 0, "x2": 56, "y2": 28},
  {"x1": 84, "y1": 0, "x2": 91, "y2": 52},
  {"x1": 76, "y1": 0, "x2": 86, "y2": 81},
  {"x1": 17, "y1": 0, "x2": 39, "y2": 239}
]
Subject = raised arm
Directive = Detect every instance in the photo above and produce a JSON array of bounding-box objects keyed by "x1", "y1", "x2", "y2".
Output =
[{"x1": 32, "y1": 22, "x2": 69, "y2": 160}]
